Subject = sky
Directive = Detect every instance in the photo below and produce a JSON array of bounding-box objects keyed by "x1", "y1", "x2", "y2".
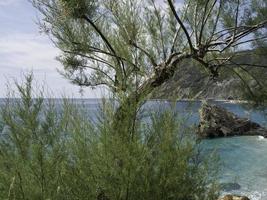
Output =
[
  {"x1": 0, "y1": 0, "x2": 106, "y2": 98},
  {"x1": 0, "y1": 0, "x2": 183, "y2": 98}
]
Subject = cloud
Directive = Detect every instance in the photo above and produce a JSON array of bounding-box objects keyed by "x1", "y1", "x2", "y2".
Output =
[
  {"x1": 0, "y1": 33, "x2": 60, "y2": 71},
  {"x1": 0, "y1": 0, "x2": 105, "y2": 98},
  {"x1": 0, "y1": 33, "x2": 105, "y2": 98},
  {"x1": 0, "y1": 0, "x2": 21, "y2": 6}
]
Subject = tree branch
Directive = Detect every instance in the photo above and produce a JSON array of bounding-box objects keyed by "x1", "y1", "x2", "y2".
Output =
[
  {"x1": 130, "y1": 41, "x2": 157, "y2": 67},
  {"x1": 63, "y1": 50, "x2": 117, "y2": 70},
  {"x1": 82, "y1": 14, "x2": 127, "y2": 77},
  {"x1": 207, "y1": 0, "x2": 222, "y2": 44},
  {"x1": 229, "y1": 60, "x2": 264, "y2": 89},
  {"x1": 151, "y1": 0, "x2": 167, "y2": 59},
  {"x1": 170, "y1": 0, "x2": 191, "y2": 53},
  {"x1": 232, "y1": 0, "x2": 240, "y2": 41},
  {"x1": 198, "y1": 0, "x2": 212, "y2": 45},
  {"x1": 167, "y1": 0, "x2": 194, "y2": 52},
  {"x1": 226, "y1": 66, "x2": 255, "y2": 98},
  {"x1": 232, "y1": 35, "x2": 267, "y2": 47}
]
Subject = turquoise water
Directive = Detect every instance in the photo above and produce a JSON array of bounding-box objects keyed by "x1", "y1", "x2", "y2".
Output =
[
  {"x1": 0, "y1": 99, "x2": 267, "y2": 199},
  {"x1": 203, "y1": 136, "x2": 267, "y2": 199},
  {"x1": 146, "y1": 100, "x2": 267, "y2": 200}
]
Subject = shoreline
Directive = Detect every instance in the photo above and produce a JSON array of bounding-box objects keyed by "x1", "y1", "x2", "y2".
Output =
[
  {"x1": 148, "y1": 98, "x2": 250, "y2": 104},
  {"x1": 0, "y1": 98, "x2": 260, "y2": 105}
]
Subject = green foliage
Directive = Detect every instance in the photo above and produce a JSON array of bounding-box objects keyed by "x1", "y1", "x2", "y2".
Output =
[
  {"x1": 250, "y1": 0, "x2": 267, "y2": 52},
  {"x1": 0, "y1": 75, "x2": 219, "y2": 200},
  {"x1": 63, "y1": 105, "x2": 219, "y2": 200},
  {"x1": 59, "y1": 0, "x2": 98, "y2": 19},
  {"x1": 30, "y1": 0, "x2": 267, "y2": 105},
  {"x1": 0, "y1": 75, "x2": 68, "y2": 199}
]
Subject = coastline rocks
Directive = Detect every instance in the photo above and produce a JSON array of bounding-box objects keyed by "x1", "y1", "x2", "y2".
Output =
[
  {"x1": 221, "y1": 182, "x2": 241, "y2": 192},
  {"x1": 197, "y1": 103, "x2": 267, "y2": 138},
  {"x1": 218, "y1": 195, "x2": 250, "y2": 200}
]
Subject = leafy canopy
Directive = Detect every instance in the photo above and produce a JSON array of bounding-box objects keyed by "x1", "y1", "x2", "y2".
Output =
[{"x1": 32, "y1": 0, "x2": 267, "y2": 102}]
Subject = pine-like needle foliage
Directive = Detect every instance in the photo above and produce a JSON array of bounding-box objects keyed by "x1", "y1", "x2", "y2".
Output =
[
  {"x1": 0, "y1": 75, "x2": 219, "y2": 200},
  {"x1": 31, "y1": 0, "x2": 267, "y2": 104}
]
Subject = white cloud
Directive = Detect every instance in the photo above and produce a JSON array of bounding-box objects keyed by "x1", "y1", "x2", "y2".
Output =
[
  {"x1": 0, "y1": 33, "x2": 60, "y2": 71},
  {"x1": 0, "y1": 33, "x2": 105, "y2": 98},
  {"x1": 0, "y1": 0, "x2": 21, "y2": 6},
  {"x1": 0, "y1": 0, "x2": 105, "y2": 98}
]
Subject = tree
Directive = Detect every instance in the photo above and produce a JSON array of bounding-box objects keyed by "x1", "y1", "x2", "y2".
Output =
[
  {"x1": 250, "y1": 0, "x2": 267, "y2": 51},
  {"x1": 31, "y1": 0, "x2": 267, "y2": 129},
  {"x1": 0, "y1": 75, "x2": 219, "y2": 199}
]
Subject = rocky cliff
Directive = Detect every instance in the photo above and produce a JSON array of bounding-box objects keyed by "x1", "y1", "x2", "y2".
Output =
[
  {"x1": 197, "y1": 103, "x2": 267, "y2": 138},
  {"x1": 152, "y1": 51, "x2": 267, "y2": 100}
]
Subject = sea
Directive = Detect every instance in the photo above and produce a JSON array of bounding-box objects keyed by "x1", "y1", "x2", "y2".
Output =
[{"x1": 0, "y1": 99, "x2": 267, "y2": 200}]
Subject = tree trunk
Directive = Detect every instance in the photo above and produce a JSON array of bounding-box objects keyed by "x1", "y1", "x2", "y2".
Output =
[{"x1": 113, "y1": 53, "x2": 192, "y2": 137}]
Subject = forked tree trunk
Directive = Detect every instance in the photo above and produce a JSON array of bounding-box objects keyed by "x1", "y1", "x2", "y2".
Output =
[{"x1": 113, "y1": 53, "x2": 192, "y2": 137}]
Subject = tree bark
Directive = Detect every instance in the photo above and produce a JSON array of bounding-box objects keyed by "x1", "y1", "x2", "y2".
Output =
[{"x1": 113, "y1": 53, "x2": 193, "y2": 137}]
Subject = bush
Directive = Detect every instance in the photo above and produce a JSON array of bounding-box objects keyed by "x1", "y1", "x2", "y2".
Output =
[
  {"x1": 0, "y1": 75, "x2": 219, "y2": 200},
  {"x1": 0, "y1": 75, "x2": 69, "y2": 199}
]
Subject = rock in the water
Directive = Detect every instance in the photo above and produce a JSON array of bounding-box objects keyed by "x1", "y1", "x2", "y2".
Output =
[
  {"x1": 198, "y1": 102, "x2": 267, "y2": 138},
  {"x1": 221, "y1": 182, "x2": 241, "y2": 192},
  {"x1": 218, "y1": 194, "x2": 250, "y2": 200}
]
